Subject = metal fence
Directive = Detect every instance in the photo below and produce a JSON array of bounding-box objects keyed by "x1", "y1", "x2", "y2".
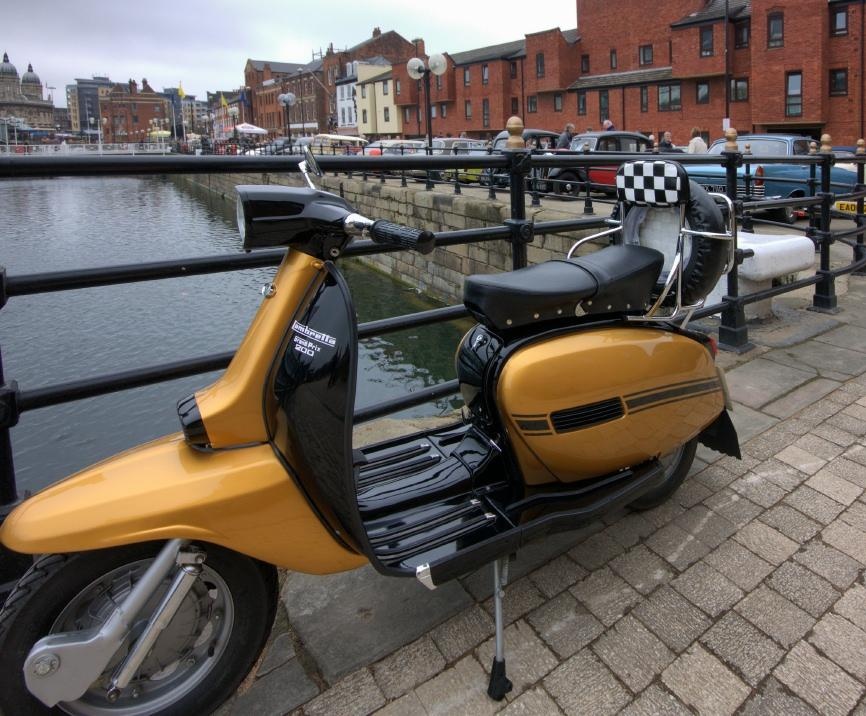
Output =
[{"x1": 1, "y1": 127, "x2": 865, "y2": 590}]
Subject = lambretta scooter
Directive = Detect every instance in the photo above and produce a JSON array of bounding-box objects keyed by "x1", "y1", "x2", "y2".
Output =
[{"x1": 0, "y1": 150, "x2": 739, "y2": 714}]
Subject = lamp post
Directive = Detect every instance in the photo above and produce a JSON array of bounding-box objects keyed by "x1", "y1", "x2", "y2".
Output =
[
  {"x1": 406, "y1": 54, "x2": 447, "y2": 148},
  {"x1": 278, "y1": 92, "x2": 296, "y2": 146}
]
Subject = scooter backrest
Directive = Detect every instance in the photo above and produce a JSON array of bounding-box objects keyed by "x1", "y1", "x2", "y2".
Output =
[{"x1": 616, "y1": 160, "x2": 690, "y2": 207}]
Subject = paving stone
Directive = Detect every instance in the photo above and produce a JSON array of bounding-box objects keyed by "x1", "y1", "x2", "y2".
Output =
[
  {"x1": 794, "y1": 539, "x2": 863, "y2": 589},
  {"x1": 846, "y1": 444, "x2": 866, "y2": 467},
  {"x1": 834, "y1": 583, "x2": 866, "y2": 631},
  {"x1": 826, "y1": 455, "x2": 866, "y2": 488},
  {"x1": 812, "y1": 422, "x2": 859, "y2": 448},
  {"x1": 774, "y1": 641, "x2": 864, "y2": 716},
  {"x1": 619, "y1": 685, "x2": 691, "y2": 716},
  {"x1": 828, "y1": 410, "x2": 866, "y2": 437},
  {"x1": 744, "y1": 425, "x2": 804, "y2": 462},
  {"x1": 797, "y1": 398, "x2": 845, "y2": 425},
  {"x1": 526, "y1": 591, "x2": 604, "y2": 659},
  {"x1": 753, "y1": 458, "x2": 809, "y2": 491},
  {"x1": 700, "y1": 610, "x2": 785, "y2": 687},
  {"x1": 429, "y1": 604, "x2": 494, "y2": 663},
  {"x1": 661, "y1": 643, "x2": 750, "y2": 716},
  {"x1": 480, "y1": 577, "x2": 546, "y2": 627},
  {"x1": 815, "y1": 323, "x2": 866, "y2": 353},
  {"x1": 646, "y1": 522, "x2": 710, "y2": 570},
  {"x1": 670, "y1": 561, "x2": 744, "y2": 617},
  {"x1": 414, "y1": 656, "x2": 499, "y2": 716},
  {"x1": 602, "y1": 512, "x2": 655, "y2": 549},
  {"x1": 736, "y1": 586, "x2": 815, "y2": 648},
  {"x1": 673, "y1": 504, "x2": 737, "y2": 549},
  {"x1": 371, "y1": 636, "x2": 445, "y2": 700},
  {"x1": 775, "y1": 445, "x2": 827, "y2": 475},
  {"x1": 567, "y1": 531, "x2": 625, "y2": 571},
  {"x1": 499, "y1": 687, "x2": 563, "y2": 715},
  {"x1": 725, "y1": 358, "x2": 815, "y2": 409},
  {"x1": 608, "y1": 544, "x2": 674, "y2": 595},
  {"x1": 715, "y1": 452, "x2": 761, "y2": 477},
  {"x1": 528, "y1": 555, "x2": 587, "y2": 599},
  {"x1": 256, "y1": 631, "x2": 295, "y2": 678},
  {"x1": 632, "y1": 585, "x2": 712, "y2": 653},
  {"x1": 759, "y1": 504, "x2": 822, "y2": 543},
  {"x1": 591, "y1": 614, "x2": 675, "y2": 691},
  {"x1": 806, "y1": 469, "x2": 863, "y2": 505},
  {"x1": 303, "y1": 668, "x2": 385, "y2": 716},
  {"x1": 809, "y1": 612, "x2": 866, "y2": 681},
  {"x1": 639, "y1": 499, "x2": 686, "y2": 529},
  {"x1": 703, "y1": 489, "x2": 763, "y2": 528},
  {"x1": 704, "y1": 539, "x2": 774, "y2": 591},
  {"x1": 767, "y1": 341, "x2": 866, "y2": 379},
  {"x1": 822, "y1": 519, "x2": 866, "y2": 565},
  {"x1": 694, "y1": 463, "x2": 740, "y2": 491},
  {"x1": 674, "y1": 479, "x2": 712, "y2": 508},
  {"x1": 795, "y1": 432, "x2": 846, "y2": 461},
  {"x1": 784, "y1": 485, "x2": 846, "y2": 524},
  {"x1": 739, "y1": 676, "x2": 819, "y2": 716},
  {"x1": 476, "y1": 620, "x2": 559, "y2": 699},
  {"x1": 373, "y1": 692, "x2": 425, "y2": 716},
  {"x1": 544, "y1": 649, "x2": 631, "y2": 716},
  {"x1": 767, "y1": 561, "x2": 839, "y2": 618},
  {"x1": 569, "y1": 567, "x2": 642, "y2": 627},
  {"x1": 232, "y1": 658, "x2": 319, "y2": 716},
  {"x1": 764, "y1": 377, "x2": 841, "y2": 419},
  {"x1": 726, "y1": 401, "x2": 781, "y2": 444},
  {"x1": 730, "y1": 472, "x2": 788, "y2": 507},
  {"x1": 733, "y1": 521, "x2": 799, "y2": 565}
]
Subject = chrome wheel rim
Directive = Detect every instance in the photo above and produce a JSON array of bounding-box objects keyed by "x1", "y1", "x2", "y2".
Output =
[{"x1": 51, "y1": 556, "x2": 234, "y2": 715}]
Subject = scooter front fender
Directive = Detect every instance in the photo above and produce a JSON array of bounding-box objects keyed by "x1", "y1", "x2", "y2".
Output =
[{"x1": 0, "y1": 434, "x2": 366, "y2": 575}]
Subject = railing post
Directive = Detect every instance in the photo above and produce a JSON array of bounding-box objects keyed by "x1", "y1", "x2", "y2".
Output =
[
  {"x1": 718, "y1": 128, "x2": 751, "y2": 352},
  {"x1": 807, "y1": 141, "x2": 819, "y2": 244},
  {"x1": 855, "y1": 138, "x2": 866, "y2": 275},
  {"x1": 582, "y1": 143, "x2": 594, "y2": 214},
  {"x1": 504, "y1": 116, "x2": 531, "y2": 270},
  {"x1": 811, "y1": 134, "x2": 839, "y2": 312},
  {"x1": 741, "y1": 142, "x2": 754, "y2": 233},
  {"x1": 530, "y1": 167, "x2": 541, "y2": 207}
]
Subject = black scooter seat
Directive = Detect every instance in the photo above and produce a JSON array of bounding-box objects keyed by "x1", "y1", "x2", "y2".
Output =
[{"x1": 463, "y1": 244, "x2": 664, "y2": 330}]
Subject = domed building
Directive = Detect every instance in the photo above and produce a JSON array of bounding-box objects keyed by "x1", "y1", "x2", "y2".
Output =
[{"x1": 0, "y1": 52, "x2": 55, "y2": 134}]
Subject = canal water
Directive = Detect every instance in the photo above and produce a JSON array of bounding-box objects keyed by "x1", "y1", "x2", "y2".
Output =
[{"x1": 1, "y1": 176, "x2": 468, "y2": 495}]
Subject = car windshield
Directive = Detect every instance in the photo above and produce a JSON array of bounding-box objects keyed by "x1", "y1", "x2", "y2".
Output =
[
  {"x1": 570, "y1": 136, "x2": 599, "y2": 151},
  {"x1": 708, "y1": 138, "x2": 790, "y2": 156}
]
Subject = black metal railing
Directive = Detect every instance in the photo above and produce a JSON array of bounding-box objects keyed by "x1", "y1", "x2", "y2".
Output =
[{"x1": 1, "y1": 133, "x2": 865, "y2": 591}]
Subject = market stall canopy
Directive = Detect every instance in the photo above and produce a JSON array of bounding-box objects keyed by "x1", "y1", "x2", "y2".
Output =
[{"x1": 233, "y1": 122, "x2": 268, "y2": 135}]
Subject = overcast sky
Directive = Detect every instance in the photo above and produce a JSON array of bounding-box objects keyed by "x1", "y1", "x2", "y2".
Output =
[{"x1": 4, "y1": 0, "x2": 579, "y2": 106}]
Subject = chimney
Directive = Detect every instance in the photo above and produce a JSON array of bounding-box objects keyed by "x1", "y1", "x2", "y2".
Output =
[
  {"x1": 129, "y1": 79, "x2": 138, "y2": 94},
  {"x1": 372, "y1": 27, "x2": 381, "y2": 38}
]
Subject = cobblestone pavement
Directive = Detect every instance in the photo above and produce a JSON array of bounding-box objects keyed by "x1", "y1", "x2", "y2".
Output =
[{"x1": 220, "y1": 260, "x2": 866, "y2": 715}]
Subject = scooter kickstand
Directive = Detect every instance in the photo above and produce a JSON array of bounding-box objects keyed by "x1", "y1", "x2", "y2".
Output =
[{"x1": 487, "y1": 555, "x2": 513, "y2": 701}]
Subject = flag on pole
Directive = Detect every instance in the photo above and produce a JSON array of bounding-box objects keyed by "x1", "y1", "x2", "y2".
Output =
[
  {"x1": 178, "y1": 81, "x2": 186, "y2": 99},
  {"x1": 220, "y1": 92, "x2": 228, "y2": 108}
]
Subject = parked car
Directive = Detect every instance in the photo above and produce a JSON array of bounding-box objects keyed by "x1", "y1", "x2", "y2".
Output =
[
  {"x1": 687, "y1": 134, "x2": 858, "y2": 223},
  {"x1": 482, "y1": 128, "x2": 559, "y2": 188},
  {"x1": 546, "y1": 131, "x2": 653, "y2": 195},
  {"x1": 418, "y1": 137, "x2": 490, "y2": 182}
]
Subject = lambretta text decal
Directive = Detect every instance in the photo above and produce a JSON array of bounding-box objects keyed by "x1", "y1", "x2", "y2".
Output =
[{"x1": 291, "y1": 321, "x2": 337, "y2": 358}]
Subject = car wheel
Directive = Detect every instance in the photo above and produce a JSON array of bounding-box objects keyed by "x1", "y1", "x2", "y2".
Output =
[
  {"x1": 554, "y1": 171, "x2": 584, "y2": 196},
  {"x1": 773, "y1": 205, "x2": 797, "y2": 224}
]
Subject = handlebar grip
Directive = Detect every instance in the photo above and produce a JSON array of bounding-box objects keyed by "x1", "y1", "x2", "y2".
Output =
[{"x1": 370, "y1": 220, "x2": 436, "y2": 255}]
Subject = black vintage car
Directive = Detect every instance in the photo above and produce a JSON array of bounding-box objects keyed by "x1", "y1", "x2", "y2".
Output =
[
  {"x1": 481, "y1": 128, "x2": 560, "y2": 188},
  {"x1": 546, "y1": 131, "x2": 653, "y2": 195}
]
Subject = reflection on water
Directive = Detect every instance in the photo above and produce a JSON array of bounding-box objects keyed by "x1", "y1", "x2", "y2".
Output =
[{"x1": 0, "y1": 176, "x2": 468, "y2": 494}]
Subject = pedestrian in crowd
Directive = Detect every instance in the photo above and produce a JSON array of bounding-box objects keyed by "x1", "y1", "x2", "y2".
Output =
[
  {"x1": 647, "y1": 133, "x2": 657, "y2": 150},
  {"x1": 658, "y1": 131, "x2": 674, "y2": 151},
  {"x1": 585, "y1": 126, "x2": 594, "y2": 132},
  {"x1": 556, "y1": 123, "x2": 575, "y2": 149},
  {"x1": 602, "y1": 119, "x2": 616, "y2": 131},
  {"x1": 687, "y1": 127, "x2": 708, "y2": 154}
]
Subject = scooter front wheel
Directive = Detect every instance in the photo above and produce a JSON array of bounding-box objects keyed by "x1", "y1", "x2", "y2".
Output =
[
  {"x1": 628, "y1": 438, "x2": 698, "y2": 510},
  {"x1": 0, "y1": 541, "x2": 278, "y2": 716}
]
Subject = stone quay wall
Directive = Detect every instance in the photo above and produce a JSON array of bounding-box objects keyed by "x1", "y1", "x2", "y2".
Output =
[{"x1": 176, "y1": 171, "x2": 599, "y2": 304}]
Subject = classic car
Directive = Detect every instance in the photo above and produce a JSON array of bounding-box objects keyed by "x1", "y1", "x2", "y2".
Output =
[
  {"x1": 546, "y1": 131, "x2": 653, "y2": 195},
  {"x1": 687, "y1": 134, "x2": 858, "y2": 223},
  {"x1": 481, "y1": 128, "x2": 559, "y2": 188}
]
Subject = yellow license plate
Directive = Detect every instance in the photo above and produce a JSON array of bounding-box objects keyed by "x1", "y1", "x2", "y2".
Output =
[{"x1": 835, "y1": 200, "x2": 859, "y2": 213}]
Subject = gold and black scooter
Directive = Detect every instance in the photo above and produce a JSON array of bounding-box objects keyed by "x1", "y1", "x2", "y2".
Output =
[{"x1": 0, "y1": 150, "x2": 739, "y2": 714}]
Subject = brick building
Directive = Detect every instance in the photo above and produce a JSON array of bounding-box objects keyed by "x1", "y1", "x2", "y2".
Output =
[{"x1": 100, "y1": 79, "x2": 170, "y2": 144}]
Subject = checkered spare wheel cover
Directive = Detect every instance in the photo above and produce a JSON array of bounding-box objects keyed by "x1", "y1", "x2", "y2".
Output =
[{"x1": 616, "y1": 161, "x2": 688, "y2": 207}]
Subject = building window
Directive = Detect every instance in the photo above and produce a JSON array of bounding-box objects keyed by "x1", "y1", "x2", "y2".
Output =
[
  {"x1": 511, "y1": 97, "x2": 519, "y2": 114},
  {"x1": 528, "y1": 95, "x2": 538, "y2": 113},
  {"x1": 830, "y1": 68, "x2": 848, "y2": 95},
  {"x1": 734, "y1": 20, "x2": 750, "y2": 48},
  {"x1": 510, "y1": 61, "x2": 517, "y2": 79},
  {"x1": 599, "y1": 90, "x2": 609, "y2": 122},
  {"x1": 482, "y1": 98, "x2": 490, "y2": 127},
  {"x1": 730, "y1": 78, "x2": 748, "y2": 101},
  {"x1": 786, "y1": 71, "x2": 802, "y2": 116},
  {"x1": 658, "y1": 83, "x2": 681, "y2": 111},
  {"x1": 465, "y1": 99, "x2": 472, "y2": 118},
  {"x1": 577, "y1": 91, "x2": 586, "y2": 115},
  {"x1": 536, "y1": 53, "x2": 545, "y2": 78},
  {"x1": 581, "y1": 54, "x2": 590, "y2": 73},
  {"x1": 696, "y1": 81, "x2": 709, "y2": 104},
  {"x1": 396, "y1": 79, "x2": 401, "y2": 95},
  {"x1": 382, "y1": 80, "x2": 389, "y2": 95},
  {"x1": 363, "y1": 109, "x2": 368, "y2": 123},
  {"x1": 554, "y1": 93, "x2": 563, "y2": 112},
  {"x1": 403, "y1": 107, "x2": 411, "y2": 123},
  {"x1": 700, "y1": 26, "x2": 714, "y2": 56},
  {"x1": 361, "y1": 85, "x2": 366, "y2": 99},
  {"x1": 441, "y1": 104, "x2": 447, "y2": 118},
  {"x1": 639, "y1": 45, "x2": 653, "y2": 66},
  {"x1": 436, "y1": 74, "x2": 442, "y2": 90},
  {"x1": 464, "y1": 68, "x2": 470, "y2": 86},
  {"x1": 640, "y1": 85, "x2": 649, "y2": 112},
  {"x1": 383, "y1": 107, "x2": 389, "y2": 122},
  {"x1": 431, "y1": 105, "x2": 437, "y2": 118},
  {"x1": 341, "y1": 108, "x2": 346, "y2": 124},
  {"x1": 481, "y1": 64, "x2": 489, "y2": 85},
  {"x1": 768, "y1": 12, "x2": 784, "y2": 48},
  {"x1": 832, "y1": 7, "x2": 848, "y2": 36}
]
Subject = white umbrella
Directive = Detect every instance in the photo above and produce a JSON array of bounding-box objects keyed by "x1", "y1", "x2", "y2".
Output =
[{"x1": 233, "y1": 122, "x2": 268, "y2": 136}]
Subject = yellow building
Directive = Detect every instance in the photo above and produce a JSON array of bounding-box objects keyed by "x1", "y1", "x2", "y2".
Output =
[{"x1": 356, "y1": 64, "x2": 402, "y2": 139}]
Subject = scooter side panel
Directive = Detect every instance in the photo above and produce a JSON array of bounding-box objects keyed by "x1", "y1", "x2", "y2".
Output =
[
  {"x1": 497, "y1": 327, "x2": 724, "y2": 484},
  {"x1": 0, "y1": 434, "x2": 366, "y2": 574}
]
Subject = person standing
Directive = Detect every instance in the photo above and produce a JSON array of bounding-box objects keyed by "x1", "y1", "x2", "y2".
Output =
[
  {"x1": 556, "y1": 123, "x2": 575, "y2": 149},
  {"x1": 602, "y1": 119, "x2": 616, "y2": 131},
  {"x1": 658, "y1": 131, "x2": 674, "y2": 151},
  {"x1": 687, "y1": 127, "x2": 708, "y2": 154}
]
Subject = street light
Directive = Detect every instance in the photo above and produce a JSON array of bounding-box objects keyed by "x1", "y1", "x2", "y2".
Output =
[
  {"x1": 406, "y1": 53, "x2": 447, "y2": 148},
  {"x1": 278, "y1": 92, "x2": 296, "y2": 145}
]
